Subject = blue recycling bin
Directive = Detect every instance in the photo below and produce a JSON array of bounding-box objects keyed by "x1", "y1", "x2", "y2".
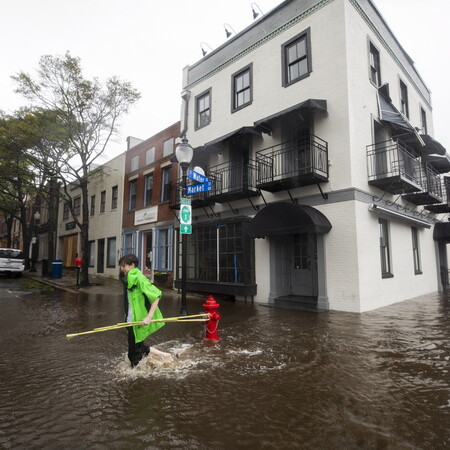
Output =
[{"x1": 51, "y1": 259, "x2": 63, "y2": 278}]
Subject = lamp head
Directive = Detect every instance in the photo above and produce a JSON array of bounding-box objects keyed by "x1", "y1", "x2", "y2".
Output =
[{"x1": 176, "y1": 137, "x2": 194, "y2": 169}]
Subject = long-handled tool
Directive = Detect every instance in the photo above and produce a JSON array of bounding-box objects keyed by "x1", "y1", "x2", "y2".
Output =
[{"x1": 66, "y1": 313, "x2": 210, "y2": 339}]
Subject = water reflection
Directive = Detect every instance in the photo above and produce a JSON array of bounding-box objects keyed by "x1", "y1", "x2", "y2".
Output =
[{"x1": 0, "y1": 288, "x2": 449, "y2": 449}]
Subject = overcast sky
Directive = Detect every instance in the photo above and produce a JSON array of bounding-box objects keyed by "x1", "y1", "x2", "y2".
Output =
[{"x1": 1, "y1": 0, "x2": 449, "y2": 160}]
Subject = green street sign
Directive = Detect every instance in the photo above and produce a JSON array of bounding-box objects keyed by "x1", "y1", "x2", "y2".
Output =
[
  {"x1": 180, "y1": 224, "x2": 192, "y2": 234},
  {"x1": 180, "y1": 205, "x2": 191, "y2": 225}
]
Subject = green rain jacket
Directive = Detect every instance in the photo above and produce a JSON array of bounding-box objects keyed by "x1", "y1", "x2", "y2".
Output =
[{"x1": 126, "y1": 268, "x2": 165, "y2": 343}]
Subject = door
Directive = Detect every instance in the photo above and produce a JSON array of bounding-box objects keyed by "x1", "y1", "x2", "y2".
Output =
[
  {"x1": 291, "y1": 233, "x2": 316, "y2": 297},
  {"x1": 97, "y1": 238, "x2": 105, "y2": 274},
  {"x1": 143, "y1": 231, "x2": 153, "y2": 276}
]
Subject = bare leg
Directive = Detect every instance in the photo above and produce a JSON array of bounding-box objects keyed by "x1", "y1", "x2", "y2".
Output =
[{"x1": 149, "y1": 347, "x2": 172, "y2": 358}]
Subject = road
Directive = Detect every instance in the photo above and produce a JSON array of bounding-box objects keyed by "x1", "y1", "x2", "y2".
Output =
[{"x1": 0, "y1": 274, "x2": 45, "y2": 299}]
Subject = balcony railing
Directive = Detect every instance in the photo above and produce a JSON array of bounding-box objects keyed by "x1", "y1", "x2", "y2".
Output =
[
  {"x1": 367, "y1": 139, "x2": 423, "y2": 194},
  {"x1": 207, "y1": 159, "x2": 259, "y2": 202},
  {"x1": 256, "y1": 135, "x2": 328, "y2": 192},
  {"x1": 402, "y1": 163, "x2": 443, "y2": 205},
  {"x1": 425, "y1": 176, "x2": 450, "y2": 213}
]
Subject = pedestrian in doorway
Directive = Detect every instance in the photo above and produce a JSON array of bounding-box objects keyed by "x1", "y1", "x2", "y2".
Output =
[{"x1": 119, "y1": 253, "x2": 171, "y2": 367}]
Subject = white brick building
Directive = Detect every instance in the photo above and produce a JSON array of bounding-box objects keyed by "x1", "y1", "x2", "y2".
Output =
[{"x1": 173, "y1": 0, "x2": 449, "y2": 312}]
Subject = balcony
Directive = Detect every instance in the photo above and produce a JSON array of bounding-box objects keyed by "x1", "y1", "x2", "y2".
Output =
[
  {"x1": 255, "y1": 135, "x2": 328, "y2": 193},
  {"x1": 402, "y1": 163, "x2": 443, "y2": 205},
  {"x1": 367, "y1": 140, "x2": 423, "y2": 194},
  {"x1": 425, "y1": 177, "x2": 450, "y2": 213},
  {"x1": 207, "y1": 159, "x2": 259, "y2": 202},
  {"x1": 169, "y1": 178, "x2": 214, "y2": 210}
]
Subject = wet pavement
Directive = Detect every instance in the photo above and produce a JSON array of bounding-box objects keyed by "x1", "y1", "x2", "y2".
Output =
[{"x1": 0, "y1": 267, "x2": 449, "y2": 449}]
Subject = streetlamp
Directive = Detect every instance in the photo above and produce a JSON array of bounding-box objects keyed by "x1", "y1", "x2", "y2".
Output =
[
  {"x1": 30, "y1": 211, "x2": 40, "y2": 272},
  {"x1": 176, "y1": 137, "x2": 193, "y2": 316}
]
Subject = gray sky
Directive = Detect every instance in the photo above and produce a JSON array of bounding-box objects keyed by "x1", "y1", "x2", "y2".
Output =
[{"x1": 1, "y1": 0, "x2": 449, "y2": 159}]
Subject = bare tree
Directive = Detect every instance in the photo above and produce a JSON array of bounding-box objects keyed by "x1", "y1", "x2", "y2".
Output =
[{"x1": 13, "y1": 52, "x2": 141, "y2": 286}]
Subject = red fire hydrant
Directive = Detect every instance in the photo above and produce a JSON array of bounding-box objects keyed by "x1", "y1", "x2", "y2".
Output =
[{"x1": 203, "y1": 295, "x2": 221, "y2": 341}]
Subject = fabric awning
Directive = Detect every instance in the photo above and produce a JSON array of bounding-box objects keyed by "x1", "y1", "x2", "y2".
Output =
[
  {"x1": 420, "y1": 134, "x2": 447, "y2": 156},
  {"x1": 421, "y1": 153, "x2": 450, "y2": 174},
  {"x1": 248, "y1": 203, "x2": 332, "y2": 238},
  {"x1": 254, "y1": 99, "x2": 327, "y2": 132},
  {"x1": 204, "y1": 126, "x2": 261, "y2": 148},
  {"x1": 433, "y1": 222, "x2": 450, "y2": 242},
  {"x1": 377, "y1": 87, "x2": 424, "y2": 150}
]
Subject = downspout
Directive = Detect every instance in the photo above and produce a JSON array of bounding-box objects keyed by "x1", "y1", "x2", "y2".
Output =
[{"x1": 180, "y1": 66, "x2": 191, "y2": 138}]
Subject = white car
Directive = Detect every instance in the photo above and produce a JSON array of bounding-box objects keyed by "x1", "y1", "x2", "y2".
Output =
[{"x1": 0, "y1": 248, "x2": 26, "y2": 276}]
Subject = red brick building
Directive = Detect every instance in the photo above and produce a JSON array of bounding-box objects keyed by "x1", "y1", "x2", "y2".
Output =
[{"x1": 122, "y1": 122, "x2": 180, "y2": 282}]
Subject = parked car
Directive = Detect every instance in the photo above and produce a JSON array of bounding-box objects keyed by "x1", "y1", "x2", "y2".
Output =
[{"x1": 0, "y1": 248, "x2": 26, "y2": 277}]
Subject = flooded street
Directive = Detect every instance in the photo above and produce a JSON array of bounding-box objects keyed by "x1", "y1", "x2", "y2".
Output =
[{"x1": 0, "y1": 284, "x2": 449, "y2": 449}]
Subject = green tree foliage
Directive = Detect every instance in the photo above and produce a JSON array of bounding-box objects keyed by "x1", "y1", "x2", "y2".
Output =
[{"x1": 13, "y1": 52, "x2": 141, "y2": 286}]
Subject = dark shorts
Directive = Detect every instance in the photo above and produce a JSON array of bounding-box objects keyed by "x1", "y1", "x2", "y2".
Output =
[{"x1": 127, "y1": 326, "x2": 149, "y2": 368}]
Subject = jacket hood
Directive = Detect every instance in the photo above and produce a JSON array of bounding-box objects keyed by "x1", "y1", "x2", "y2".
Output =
[{"x1": 127, "y1": 267, "x2": 140, "y2": 288}]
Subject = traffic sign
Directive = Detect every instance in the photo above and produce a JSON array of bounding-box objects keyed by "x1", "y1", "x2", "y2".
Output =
[
  {"x1": 180, "y1": 197, "x2": 191, "y2": 205},
  {"x1": 180, "y1": 204, "x2": 191, "y2": 225},
  {"x1": 186, "y1": 181, "x2": 212, "y2": 195},
  {"x1": 180, "y1": 224, "x2": 192, "y2": 234},
  {"x1": 188, "y1": 169, "x2": 209, "y2": 183}
]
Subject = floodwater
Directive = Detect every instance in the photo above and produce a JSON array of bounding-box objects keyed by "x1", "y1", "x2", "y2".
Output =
[{"x1": 0, "y1": 286, "x2": 449, "y2": 450}]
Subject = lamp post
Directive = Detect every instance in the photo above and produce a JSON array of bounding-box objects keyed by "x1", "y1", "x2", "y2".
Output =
[
  {"x1": 175, "y1": 137, "x2": 194, "y2": 316},
  {"x1": 30, "y1": 211, "x2": 40, "y2": 272}
]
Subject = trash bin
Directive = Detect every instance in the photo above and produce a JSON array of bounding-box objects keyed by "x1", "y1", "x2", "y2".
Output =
[
  {"x1": 51, "y1": 259, "x2": 63, "y2": 278},
  {"x1": 41, "y1": 259, "x2": 48, "y2": 277}
]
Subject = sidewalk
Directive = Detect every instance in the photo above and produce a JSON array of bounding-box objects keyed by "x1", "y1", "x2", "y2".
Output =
[{"x1": 23, "y1": 262, "x2": 123, "y2": 295}]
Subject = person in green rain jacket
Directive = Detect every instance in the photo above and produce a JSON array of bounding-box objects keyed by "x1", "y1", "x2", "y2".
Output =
[{"x1": 119, "y1": 254, "x2": 171, "y2": 367}]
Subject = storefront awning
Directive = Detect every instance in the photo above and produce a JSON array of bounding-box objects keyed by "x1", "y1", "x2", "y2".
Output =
[
  {"x1": 205, "y1": 126, "x2": 261, "y2": 148},
  {"x1": 433, "y1": 222, "x2": 450, "y2": 242},
  {"x1": 369, "y1": 204, "x2": 431, "y2": 228},
  {"x1": 420, "y1": 134, "x2": 447, "y2": 156},
  {"x1": 254, "y1": 99, "x2": 327, "y2": 133},
  {"x1": 248, "y1": 203, "x2": 332, "y2": 238}
]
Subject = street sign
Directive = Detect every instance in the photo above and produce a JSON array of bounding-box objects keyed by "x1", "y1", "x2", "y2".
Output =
[
  {"x1": 180, "y1": 204, "x2": 191, "y2": 225},
  {"x1": 188, "y1": 169, "x2": 208, "y2": 183},
  {"x1": 180, "y1": 197, "x2": 191, "y2": 205},
  {"x1": 180, "y1": 224, "x2": 192, "y2": 234},
  {"x1": 186, "y1": 181, "x2": 213, "y2": 195}
]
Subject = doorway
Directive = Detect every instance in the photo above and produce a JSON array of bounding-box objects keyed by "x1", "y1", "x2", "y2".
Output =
[{"x1": 97, "y1": 238, "x2": 105, "y2": 274}]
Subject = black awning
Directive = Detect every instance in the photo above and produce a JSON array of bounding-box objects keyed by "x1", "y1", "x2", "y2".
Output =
[
  {"x1": 421, "y1": 153, "x2": 450, "y2": 174},
  {"x1": 377, "y1": 88, "x2": 424, "y2": 150},
  {"x1": 254, "y1": 99, "x2": 327, "y2": 132},
  {"x1": 433, "y1": 222, "x2": 450, "y2": 242},
  {"x1": 205, "y1": 126, "x2": 261, "y2": 148},
  {"x1": 420, "y1": 134, "x2": 447, "y2": 156},
  {"x1": 248, "y1": 203, "x2": 332, "y2": 238}
]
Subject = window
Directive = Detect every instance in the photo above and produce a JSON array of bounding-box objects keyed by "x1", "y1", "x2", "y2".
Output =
[
  {"x1": 163, "y1": 138, "x2": 174, "y2": 157},
  {"x1": 88, "y1": 241, "x2": 95, "y2": 267},
  {"x1": 130, "y1": 155, "x2": 139, "y2": 172},
  {"x1": 282, "y1": 28, "x2": 311, "y2": 86},
  {"x1": 369, "y1": 42, "x2": 381, "y2": 86},
  {"x1": 100, "y1": 190, "x2": 106, "y2": 213},
  {"x1": 155, "y1": 227, "x2": 173, "y2": 271},
  {"x1": 161, "y1": 166, "x2": 172, "y2": 202},
  {"x1": 195, "y1": 89, "x2": 211, "y2": 129},
  {"x1": 107, "y1": 237, "x2": 116, "y2": 268},
  {"x1": 111, "y1": 186, "x2": 118, "y2": 210},
  {"x1": 181, "y1": 220, "x2": 255, "y2": 284},
  {"x1": 420, "y1": 107, "x2": 427, "y2": 135},
  {"x1": 412, "y1": 227, "x2": 422, "y2": 274},
  {"x1": 232, "y1": 64, "x2": 252, "y2": 111},
  {"x1": 129, "y1": 179, "x2": 137, "y2": 210},
  {"x1": 379, "y1": 219, "x2": 392, "y2": 278},
  {"x1": 63, "y1": 203, "x2": 69, "y2": 220},
  {"x1": 90, "y1": 195, "x2": 95, "y2": 216},
  {"x1": 146, "y1": 147, "x2": 155, "y2": 165},
  {"x1": 400, "y1": 79, "x2": 409, "y2": 118},
  {"x1": 144, "y1": 173, "x2": 154, "y2": 206},
  {"x1": 73, "y1": 197, "x2": 81, "y2": 216},
  {"x1": 123, "y1": 233, "x2": 135, "y2": 255}
]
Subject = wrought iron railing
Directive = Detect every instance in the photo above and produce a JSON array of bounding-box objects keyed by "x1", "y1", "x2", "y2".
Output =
[
  {"x1": 256, "y1": 135, "x2": 328, "y2": 185},
  {"x1": 208, "y1": 159, "x2": 258, "y2": 197},
  {"x1": 367, "y1": 139, "x2": 422, "y2": 185}
]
